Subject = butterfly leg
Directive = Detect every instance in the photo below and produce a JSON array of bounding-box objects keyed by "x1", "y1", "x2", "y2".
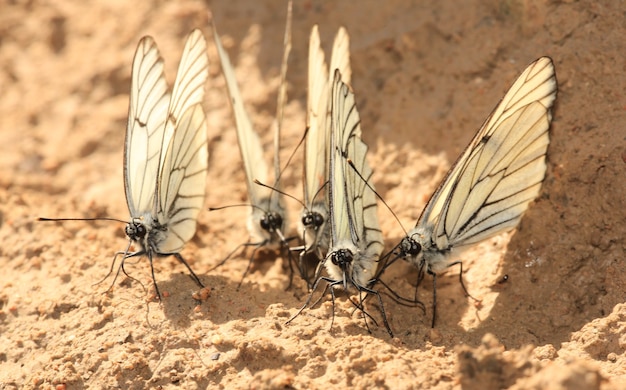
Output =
[
  {"x1": 357, "y1": 285, "x2": 394, "y2": 338},
  {"x1": 447, "y1": 260, "x2": 480, "y2": 302},
  {"x1": 281, "y1": 239, "x2": 296, "y2": 291},
  {"x1": 173, "y1": 253, "x2": 204, "y2": 288},
  {"x1": 208, "y1": 240, "x2": 261, "y2": 290},
  {"x1": 95, "y1": 249, "x2": 127, "y2": 289},
  {"x1": 147, "y1": 251, "x2": 162, "y2": 301},
  {"x1": 96, "y1": 246, "x2": 145, "y2": 295},
  {"x1": 237, "y1": 242, "x2": 266, "y2": 290},
  {"x1": 285, "y1": 276, "x2": 332, "y2": 326},
  {"x1": 348, "y1": 291, "x2": 376, "y2": 335},
  {"x1": 373, "y1": 277, "x2": 425, "y2": 310},
  {"x1": 207, "y1": 241, "x2": 250, "y2": 272},
  {"x1": 429, "y1": 268, "x2": 438, "y2": 328}
]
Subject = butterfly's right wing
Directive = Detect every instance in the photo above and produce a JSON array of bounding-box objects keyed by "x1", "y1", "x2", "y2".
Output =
[
  {"x1": 156, "y1": 104, "x2": 208, "y2": 253},
  {"x1": 420, "y1": 57, "x2": 557, "y2": 250},
  {"x1": 328, "y1": 27, "x2": 351, "y2": 86},
  {"x1": 125, "y1": 37, "x2": 171, "y2": 218},
  {"x1": 330, "y1": 70, "x2": 383, "y2": 256},
  {"x1": 158, "y1": 30, "x2": 210, "y2": 174},
  {"x1": 213, "y1": 25, "x2": 270, "y2": 206}
]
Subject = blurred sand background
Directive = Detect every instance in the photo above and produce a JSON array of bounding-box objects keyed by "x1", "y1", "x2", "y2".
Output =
[{"x1": 0, "y1": 0, "x2": 625, "y2": 388}]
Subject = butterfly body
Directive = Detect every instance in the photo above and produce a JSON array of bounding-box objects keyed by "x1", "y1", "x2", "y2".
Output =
[
  {"x1": 395, "y1": 57, "x2": 557, "y2": 325},
  {"x1": 323, "y1": 70, "x2": 383, "y2": 292},
  {"x1": 119, "y1": 30, "x2": 210, "y2": 296},
  {"x1": 211, "y1": 2, "x2": 294, "y2": 285}
]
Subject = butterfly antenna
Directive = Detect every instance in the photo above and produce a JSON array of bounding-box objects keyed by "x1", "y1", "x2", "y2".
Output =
[
  {"x1": 345, "y1": 158, "x2": 407, "y2": 271},
  {"x1": 268, "y1": 123, "x2": 307, "y2": 212},
  {"x1": 208, "y1": 203, "x2": 269, "y2": 214},
  {"x1": 346, "y1": 158, "x2": 408, "y2": 237},
  {"x1": 38, "y1": 217, "x2": 128, "y2": 224},
  {"x1": 309, "y1": 179, "x2": 328, "y2": 207},
  {"x1": 254, "y1": 179, "x2": 305, "y2": 209}
]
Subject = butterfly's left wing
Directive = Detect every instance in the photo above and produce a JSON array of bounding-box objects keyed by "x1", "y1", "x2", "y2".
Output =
[
  {"x1": 272, "y1": 0, "x2": 292, "y2": 185},
  {"x1": 420, "y1": 57, "x2": 557, "y2": 249},
  {"x1": 213, "y1": 25, "x2": 270, "y2": 207},
  {"x1": 124, "y1": 37, "x2": 171, "y2": 218}
]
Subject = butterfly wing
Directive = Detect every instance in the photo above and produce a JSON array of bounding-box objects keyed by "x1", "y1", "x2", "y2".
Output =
[
  {"x1": 328, "y1": 70, "x2": 384, "y2": 285},
  {"x1": 124, "y1": 37, "x2": 171, "y2": 218},
  {"x1": 156, "y1": 104, "x2": 208, "y2": 253},
  {"x1": 303, "y1": 25, "x2": 330, "y2": 208},
  {"x1": 213, "y1": 25, "x2": 270, "y2": 207},
  {"x1": 304, "y1": 26, "x2": 352, "y2": 208},
  {"x1": 152, "y1": 30, "x2": 209, "y2": 253},
  {"x1": 272, "y1": 0, "x2": 291, "y2": 186},
  {"x1": 420, "y1": 57, "x2": 557, "y2": 250},
  {"x1": 329, "y1": 27, "x2": 351, "y2": 86},
  {"x1": 157, "y1": 30, "x2": 210, "y2": 177}
]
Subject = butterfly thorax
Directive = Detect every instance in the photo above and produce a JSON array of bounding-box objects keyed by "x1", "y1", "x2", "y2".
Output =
[
  {"x1": 403, "y1": 225, "x2": 452, "y2": 274},
  {"x1": 300, "y1": 202, "x2": 330, "y2": 257}
]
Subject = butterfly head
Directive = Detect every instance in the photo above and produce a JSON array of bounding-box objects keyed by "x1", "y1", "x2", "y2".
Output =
[
  {"x1": 302, "y1": 210, "x2": 324, "y2": 230},
  {"x1": 330, "y1": 248, "x2": 354, "y2": 290},
  {"x1": 260, "y1": 211, "x2": 283, "y2": 233},
  {"x1": 398, "y1": 228, "x2": 429, "y2": 269},
  {"x1": 400, "y1": 235, "x2": 422, "y2": 258},
  {"x1": 125, "y1": 219, "x2": 147, "y2": 242},
  {"x1": 247, "y1": 200, "x2": 287, "y2": 249}
]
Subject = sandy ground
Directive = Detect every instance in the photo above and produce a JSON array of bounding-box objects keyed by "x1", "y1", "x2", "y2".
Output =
[{"x1": 1, "y1": 0, "x2": 625, "y2": 388}]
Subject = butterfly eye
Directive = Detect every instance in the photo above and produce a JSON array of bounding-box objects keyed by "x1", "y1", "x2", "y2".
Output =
[
  {"x1": 302, "y1": 212, "x2": 324, "y2": 228},
  {"x1": 330, "y1": 248, "x2": 353, "y2": 268},
  {"x1": 400, "y1": 236, "x2": 421, "y2": 257},
  {"x1": 261, "y1": 212, "x2": 283, "y2": 232},
  {"x1": 312, "y1": 213, "x2": 324, "y2": 228},
  {"x1": 125, "y1": 222, "x2": 147, "y2": 241}
]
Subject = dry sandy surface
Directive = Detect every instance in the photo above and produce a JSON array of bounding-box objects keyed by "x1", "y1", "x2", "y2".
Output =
[{"x1": 1, "y1": 0, "x2": 625, "y2": 389}]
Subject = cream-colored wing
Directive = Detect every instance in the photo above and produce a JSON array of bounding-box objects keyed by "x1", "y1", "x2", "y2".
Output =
[
  {"x1": 304, "y1": 24, "x2": 330, "y2": 208},
  {"x1": 329, "y1": 27, "x2": 351, "y2": 86},
  {"x1": 156, "y1": 104, "x2": 208, "y2": 253},
  {"x1": 158, "y1": 30, "x2": 209, "y2": 177},
  {"x1": 124, "y1": 36, "x2": 170, "y2": 218},
  {"x1": 213, "y1": 25, "x2": 270, "y2": 206},
  {"x1": 419, "y1": 57, "x2": 557, "y2": 250},
  {"x1": 328, "y1": 70, "x2": 383, "y2": 286}
]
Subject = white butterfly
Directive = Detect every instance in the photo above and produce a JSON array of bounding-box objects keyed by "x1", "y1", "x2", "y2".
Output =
[
  {"x1": 211, "y1": 3, "x2": 293, "y2": 283},
  {"x1": 38, "y1": 31, "x2": 210, "y2": 298},
  {"x1": 289, "y1": 70, "x2": 391, "y2": 335},
  {"x1": 120, "y1": 30, "x2": 210, "y2": 299},
  {"x1": 396, "y1": 57, "x2": 557, "y2": 325},
  {"x1": 299, "y1": 25, "x2": 352, "y2": 267}
]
